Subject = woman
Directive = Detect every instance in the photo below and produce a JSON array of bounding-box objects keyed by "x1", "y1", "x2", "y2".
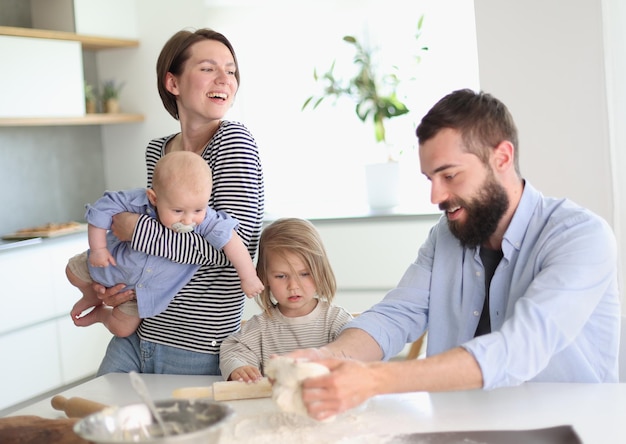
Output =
[{"x1": 95, "y1": 28, "x2": 264, "y2": 375}]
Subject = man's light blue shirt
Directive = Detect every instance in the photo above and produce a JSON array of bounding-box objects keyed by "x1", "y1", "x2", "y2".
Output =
[{"x1": 348, "y1": 181, "x2": 620, "y2": 388}]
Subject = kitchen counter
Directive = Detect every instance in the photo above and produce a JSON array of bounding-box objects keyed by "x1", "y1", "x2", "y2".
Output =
[
  {"x1": 0, "y1": 229, "x2": 87, "y2": 253},
  {"x1": 0, "y1": 237, "x2": 43, "y2": 251},
  {"x1": 6, "y1": 373, "x2": 626, "y2": 443}
]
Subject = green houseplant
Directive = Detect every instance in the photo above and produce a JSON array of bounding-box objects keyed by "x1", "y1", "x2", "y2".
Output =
[
  {"x1": 84, "y1": 83, "x2": 97, "y2": 114},
  {"x1": 302, "y1": 17, "x2": 428, "y2": 209},
  {"x1": 101, "y1": 79, "x2": 125, "y2": 113},
  {"x1": 302, "y1": 15, "x2": 427, "y2": 160}
]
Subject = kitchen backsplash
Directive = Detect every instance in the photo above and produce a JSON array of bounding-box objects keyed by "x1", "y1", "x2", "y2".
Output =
[{"x1": 0, "y1": 126, "x2": 106, "y2": 235}]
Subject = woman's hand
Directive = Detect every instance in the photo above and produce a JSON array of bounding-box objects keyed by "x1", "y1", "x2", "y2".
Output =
[
  {"x1": 111, "y1": 212, "x2": 140, "y2": 241},
  {"x1": 229, "y1": 365, "x2": 263, "y2": 382},
  {"x1": 92, "y1": 282, "x2": 135, "y2": 308}
]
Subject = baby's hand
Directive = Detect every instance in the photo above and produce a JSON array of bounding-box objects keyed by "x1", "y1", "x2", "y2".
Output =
[
  {"x1": 89, "y1": 248, "x2": 116, "y2": 267},
  {"x1": 229, "y1": 365, "x2": 263, "y2": 383},
  {"x1": 241, "y1": 277, "x2": 264, "y2": 299}
]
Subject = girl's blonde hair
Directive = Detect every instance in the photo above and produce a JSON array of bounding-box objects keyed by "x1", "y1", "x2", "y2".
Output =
[{"x1": 255, "y1": 218, "x2": 336, "y2": 315}]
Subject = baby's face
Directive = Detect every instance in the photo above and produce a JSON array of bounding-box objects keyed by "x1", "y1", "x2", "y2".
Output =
[{"x1": 155, "y1": 186, "x2": 210, "y2": 232}]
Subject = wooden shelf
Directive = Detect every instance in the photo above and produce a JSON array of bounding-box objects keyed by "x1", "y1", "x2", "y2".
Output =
[
  {"x1": 0, "y1": 113, "x2": 144, "y2": 127},
  {"x1": 0, "y1": 26, "x2": 138, "y2": 50},
  {"x1": 0, "y1": 26, "x2": 142, "y2": 126}
]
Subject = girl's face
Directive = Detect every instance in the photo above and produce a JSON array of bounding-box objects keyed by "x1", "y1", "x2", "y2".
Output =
[
  {"x1": 265, "y1": 250, "x2": 318, "y2": 317},
  {"x1": 166, "y1": 39, "x2": 238, "y2": 123}
]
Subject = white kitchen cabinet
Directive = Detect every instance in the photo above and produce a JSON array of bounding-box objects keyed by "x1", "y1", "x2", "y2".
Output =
[
  {"x1": 0, "y1": 244, "x2": 57, "y2": 334},
  {"x1": 0, "y1": 234, "x2": 112, "y2": 411},
  {"x1": 0, "y1": 35, "x2": 84, "y2": 118},
  {"x1": 58, "y1": 317, "x2": 111, "y2": 384},
  {"x1": 0, "y1": 323, "x2": 62, "y2": 410}
]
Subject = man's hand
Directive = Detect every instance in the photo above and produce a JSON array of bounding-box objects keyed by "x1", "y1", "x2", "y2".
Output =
[{"x1": 300, "y1": 358, "x2": 380, "y2": 421}]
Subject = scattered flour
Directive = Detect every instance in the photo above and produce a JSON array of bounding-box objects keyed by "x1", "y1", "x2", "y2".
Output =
[{"x1": 219, "y1": 410, "x2": 398, "y2": 444}]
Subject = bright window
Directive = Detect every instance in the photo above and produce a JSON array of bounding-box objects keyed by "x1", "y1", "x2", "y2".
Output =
[{"x1": 213, "y1": 0, "x2": 479, "y2": 217}]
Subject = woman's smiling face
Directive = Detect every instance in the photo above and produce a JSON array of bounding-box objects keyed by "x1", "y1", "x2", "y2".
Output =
[{"x1": 167, "y1": 39, "x2": 238, "y2": 121}]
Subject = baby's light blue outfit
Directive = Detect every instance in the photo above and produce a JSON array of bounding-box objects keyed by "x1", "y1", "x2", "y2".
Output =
[{"x1": 86, "y1": 188, "x2": 238, "y2": 318}]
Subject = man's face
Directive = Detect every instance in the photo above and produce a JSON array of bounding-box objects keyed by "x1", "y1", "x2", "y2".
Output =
[
  {"x1": 441, "y1": 170, "x2": 509, "y2": 248},
  {"x1": 419, "y1": 128, "x2": 509, "y2": 248}
]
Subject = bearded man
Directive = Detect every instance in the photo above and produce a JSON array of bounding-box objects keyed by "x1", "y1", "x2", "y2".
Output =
[{"x1": 285, "y1": 89, "x2": 621, "y2": 422}]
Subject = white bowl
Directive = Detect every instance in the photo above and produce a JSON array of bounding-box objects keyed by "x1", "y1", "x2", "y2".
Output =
[{"x1": 73, "y1": 398, "x2": 233, "y2": 443}]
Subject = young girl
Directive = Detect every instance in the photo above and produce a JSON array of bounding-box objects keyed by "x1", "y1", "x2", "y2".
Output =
[{"x1": 219, "y1": 218, "x2": 353, "y2": 382}]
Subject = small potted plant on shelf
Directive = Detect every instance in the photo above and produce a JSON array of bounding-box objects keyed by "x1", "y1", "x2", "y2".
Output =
[
  {"x1": 84, "y1": 84, "x2": 97, "y2": 114},
  {"x1": 302, "y1": 16, "x2": 428, "y2": 209},
  {"x1": 101, "y1": 79, "x2": 125, "y2": 113}
]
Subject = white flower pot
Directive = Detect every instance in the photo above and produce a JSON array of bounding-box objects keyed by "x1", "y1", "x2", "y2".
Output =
[{"x1": 365, "y1": 161, "x2": 400, "y2": 209}]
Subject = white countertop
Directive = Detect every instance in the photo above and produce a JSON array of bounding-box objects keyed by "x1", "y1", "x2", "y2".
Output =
[{"x1": 6, "y1": 373, "x2": 626, "y2": 443}]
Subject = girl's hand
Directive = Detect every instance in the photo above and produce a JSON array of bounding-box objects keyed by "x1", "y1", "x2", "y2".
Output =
[{"x1": 229, "y1": 365, "x2": 263, "y2": 383}]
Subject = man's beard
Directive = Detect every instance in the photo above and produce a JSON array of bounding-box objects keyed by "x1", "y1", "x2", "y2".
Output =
[{"x1": 441, "y1": 174, "x2": 509, "y2": 248}]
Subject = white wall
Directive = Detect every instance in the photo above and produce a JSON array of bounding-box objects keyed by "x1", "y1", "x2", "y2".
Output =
[
  {"x1": 474, "y1": 0, "x2": 612, "y2": 223},
  {"x1": 602, "y1": 0, "x2": 626, "y2": 299},
  {"x1": 474, "y1": 0, "x2": 624, "y2": 307}
]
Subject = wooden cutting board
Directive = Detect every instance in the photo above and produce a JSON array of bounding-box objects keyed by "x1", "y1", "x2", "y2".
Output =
[
  {"x1": 171, "y1": 378, "x2": 273, "y2": 401},
  {"x1": 2, "y1": 222, "x2": 87, "y2": 240}
]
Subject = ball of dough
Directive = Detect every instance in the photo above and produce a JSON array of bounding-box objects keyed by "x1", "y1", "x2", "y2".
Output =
[{"x1": 265, "y1": 357, "x2": 329, "y2": 418}]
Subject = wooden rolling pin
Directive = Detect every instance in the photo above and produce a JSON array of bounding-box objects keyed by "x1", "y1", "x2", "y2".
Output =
[
  {"x1": 51, "y1": 395, "x2": 109, "y2": 418},
  {"x1": 172, "y1": 377, "x2": 273, "y2": 401}
]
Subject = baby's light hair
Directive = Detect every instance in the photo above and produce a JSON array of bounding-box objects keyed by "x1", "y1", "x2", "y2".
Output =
[
  {"x1": 152, "y1": 151, "x2": 212, "y2": 196},
  {"x1": 255, "y1": 218, "x2": 336, "y2": 315}
]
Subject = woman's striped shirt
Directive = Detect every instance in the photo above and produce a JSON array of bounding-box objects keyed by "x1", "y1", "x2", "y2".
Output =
[{"x1": 131, "y1": 120, "x2": 264, "y2": 354}]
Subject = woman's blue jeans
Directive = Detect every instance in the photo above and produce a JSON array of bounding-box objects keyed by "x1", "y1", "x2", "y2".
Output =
[{"x1": 96, "y1": 333, "x2": 220, "y2": 376}]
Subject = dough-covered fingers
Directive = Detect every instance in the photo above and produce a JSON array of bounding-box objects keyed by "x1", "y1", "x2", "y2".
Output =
[{"x1": 301, "y1": 359, "x2": 374, "y2": 419}]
